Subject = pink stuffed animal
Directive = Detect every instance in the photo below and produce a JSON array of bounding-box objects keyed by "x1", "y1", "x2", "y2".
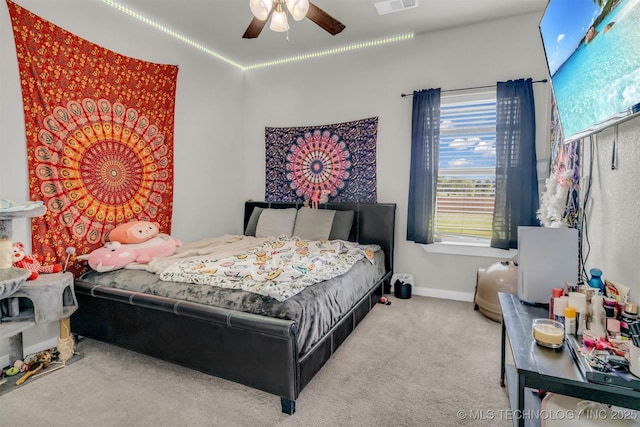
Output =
[
  {"x1": 108, "y1": 220, "x2": 160, "y2": 244},
  {"x1": 319, "y1": 190, "x2": 331, "y2": 204},
  {"x1": 77, "y1": 234, "x2": 182, "y2": 272},
  {"x1": 12, "y1": 242, "x2": 62, "y2": 280},
  {"x1": 311, "y1": 190, "x2": 320, "y2": 209}
]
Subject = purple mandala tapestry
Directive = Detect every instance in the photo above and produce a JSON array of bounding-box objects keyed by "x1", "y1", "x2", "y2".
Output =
[{"x1": 265, "y1": 117, "x2": 378, "y2": 203}]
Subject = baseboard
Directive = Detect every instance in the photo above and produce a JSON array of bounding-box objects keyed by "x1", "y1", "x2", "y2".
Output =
[
  {"x1": 0, "y1": 336, "x2": 58, "y2": 368},
  {"x1": 410, "y1": 286, "x2": 475, "y2": 302},
  {"x1": 24, "y1": 336, "x2": 59, "y2": 356}
]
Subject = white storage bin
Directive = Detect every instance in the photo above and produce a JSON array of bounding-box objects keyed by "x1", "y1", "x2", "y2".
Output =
[{"x1": 541, "y1": 393, "x2": 640, "y2": 427}]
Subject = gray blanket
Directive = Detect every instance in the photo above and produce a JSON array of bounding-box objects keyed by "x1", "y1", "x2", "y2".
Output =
[{"x1": 79, "y1": 250, "x2": 385, "y2": 355}]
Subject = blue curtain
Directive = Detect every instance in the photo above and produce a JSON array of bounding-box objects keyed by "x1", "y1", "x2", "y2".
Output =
[
  {"x1": 407, "y1": 88, "x2": 441, "y2": 244},
  {"x1": 491, "y1": 79, "x2": 539, "y2": 250}
]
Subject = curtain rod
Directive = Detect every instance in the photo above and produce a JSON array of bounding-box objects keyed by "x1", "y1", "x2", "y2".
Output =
[{"x1": 400, "y1": 79, "x2": 548, "y2": 98}]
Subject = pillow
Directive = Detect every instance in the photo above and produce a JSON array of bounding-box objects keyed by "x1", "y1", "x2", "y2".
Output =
[
  {"x1": 329, "y1": 210, "x2": 355, "y2": 241},
  {"x1": 255, "y1": 208, "x2": 298, "y2": 238},
  {"x1": 244, "y1": 207, "x2": 264, "y2": 236},
  {"x1": 292, "y1": 207, "x2": 336, "y2": 240}
]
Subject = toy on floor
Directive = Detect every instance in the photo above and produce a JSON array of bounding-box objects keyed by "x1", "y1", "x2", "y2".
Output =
[
  {"x1": 12, "y1": 242, "x2": 62, "y2": 280},
  {"x1": 2, "y1": 348, "x2": 61, "y2": 383},
  {"x1": 378, "y1": 296, "x2": 391, "y2": 305}
]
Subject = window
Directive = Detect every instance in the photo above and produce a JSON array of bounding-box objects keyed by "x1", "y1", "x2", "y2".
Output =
[{"x1": 436, "y1": 91, "x2": 496, "y2": 245}]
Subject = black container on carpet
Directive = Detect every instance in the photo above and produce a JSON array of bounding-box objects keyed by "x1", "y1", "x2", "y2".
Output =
[{"x1": 394, "y1": 280, "x2": 412, "y2": 299}]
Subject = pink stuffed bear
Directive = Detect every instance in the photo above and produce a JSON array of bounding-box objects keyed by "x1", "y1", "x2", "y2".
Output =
[{"x1": 12, "y1": 242, "x2": 62, "y2": 280}]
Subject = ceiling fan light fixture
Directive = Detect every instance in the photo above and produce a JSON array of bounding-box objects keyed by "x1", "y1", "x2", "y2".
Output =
[
  {"x1": 286, "y1": 0, "x2": 309, "y2": 21},
  {"x1": 249, "y1": 0, "x2": 273, "y2": 21},
  {"x1": 269, "y1": 5, "x2": 290, "y2": 32},
  {"x1": 243, "y1": 0, "x2": 344, "y2": 39}
]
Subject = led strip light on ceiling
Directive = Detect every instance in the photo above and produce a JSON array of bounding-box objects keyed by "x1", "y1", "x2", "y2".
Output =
[
  {"x1": 101, "y1": 0, "x2": 243, "y2": 69},
  {"x1": 101, "y1": 0, "x2": 413, "y2": 70},
  {"x1": 244, "y1": 33, "x2": 414, "y2": 70}
]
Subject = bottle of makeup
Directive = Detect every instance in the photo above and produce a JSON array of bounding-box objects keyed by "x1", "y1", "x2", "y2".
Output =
[
  {"x1": 565, "y1": 306, "x2": 576, "y2": 336},
  {"x1": 549, "y1": 288, "x2": 564, "y2": 320}
]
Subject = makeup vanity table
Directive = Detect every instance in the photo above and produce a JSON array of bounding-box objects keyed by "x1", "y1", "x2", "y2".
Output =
[{"x1": 499, "y1": 292, "x2": 640, "y2": 427}]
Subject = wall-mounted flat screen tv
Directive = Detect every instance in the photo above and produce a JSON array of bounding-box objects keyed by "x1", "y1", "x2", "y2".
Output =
[{"x1": 539, "y1": 0, "x2": 640, "y2": 142}]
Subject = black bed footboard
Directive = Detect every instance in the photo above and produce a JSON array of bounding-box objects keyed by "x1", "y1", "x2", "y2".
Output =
[
  {"x1": 72, "y1": 281, "x2": 300, "y2": 401},
  {"x1": 72, "y1": 274, "x2": 386, "y2": 414}
]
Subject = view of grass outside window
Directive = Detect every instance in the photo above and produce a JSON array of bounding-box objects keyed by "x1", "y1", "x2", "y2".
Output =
[{"x1": 436, "y1": 92, "x2": 496, "y2": 245}]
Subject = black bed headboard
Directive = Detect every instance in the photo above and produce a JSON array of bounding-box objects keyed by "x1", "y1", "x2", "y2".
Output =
[{"x1": 244, "y1": 201, "x2": 396, "y2": 276}]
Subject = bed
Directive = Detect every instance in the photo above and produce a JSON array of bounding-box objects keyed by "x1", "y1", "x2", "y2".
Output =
[{"x1": 70, "y1": 201, "x2": 396, "y2": 414}]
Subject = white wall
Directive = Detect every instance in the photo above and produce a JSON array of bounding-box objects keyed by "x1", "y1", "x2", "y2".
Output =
[
  {"x1": 243, "y1": 12, "x2": 552, "y2": 300},
  {"x1": 582, "y1": 117, "x2": 640, "y2": 300},
  {"x1": 0, "y1": 0, "x2": 245, "y2": 360}
]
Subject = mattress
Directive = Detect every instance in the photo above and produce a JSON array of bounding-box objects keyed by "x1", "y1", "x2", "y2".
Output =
[{"x1": 78, "y1": 249, "x2": 385, "y2": 354}]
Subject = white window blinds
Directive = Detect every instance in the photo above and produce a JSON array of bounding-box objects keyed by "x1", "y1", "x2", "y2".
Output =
[{"x1": 436, "y1": 91, "x2": 496, "y2": 244}]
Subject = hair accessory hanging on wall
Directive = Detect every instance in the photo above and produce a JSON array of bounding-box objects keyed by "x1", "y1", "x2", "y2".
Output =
[{"x1": 611, "y1": 125, "x2": 618, "y2": 170}]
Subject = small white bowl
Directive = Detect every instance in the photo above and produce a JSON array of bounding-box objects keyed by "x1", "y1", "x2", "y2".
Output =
[{"x1": 532, "y1": 318, "x2": 565, "y2": 350}]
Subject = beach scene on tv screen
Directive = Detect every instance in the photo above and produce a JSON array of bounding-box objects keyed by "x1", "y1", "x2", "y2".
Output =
[{"x1": 540, "y1": 0, "x2": 640, "y2": 139}]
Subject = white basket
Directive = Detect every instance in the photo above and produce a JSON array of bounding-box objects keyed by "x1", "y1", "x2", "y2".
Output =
[{"x1": 391, "y1": 273, "x2": 414, "y2": 288}]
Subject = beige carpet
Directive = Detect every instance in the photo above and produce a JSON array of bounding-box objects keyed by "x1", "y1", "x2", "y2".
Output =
[{"x1": 0, "y1": 296, "x2": 512, "y2": 427}]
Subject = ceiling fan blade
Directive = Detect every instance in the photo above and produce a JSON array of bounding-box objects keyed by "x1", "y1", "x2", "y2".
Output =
[
  {"x1": 306, "y1": 2, "x2": 345, "y2": 35},
  {"x1": 242, "y1": 16, "x2": 268, "y2": 39}
]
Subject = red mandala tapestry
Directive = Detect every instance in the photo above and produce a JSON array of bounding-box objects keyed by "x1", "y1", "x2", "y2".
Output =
[{"x1": 7, "y1": 0, "x2": 178, "y2": 275}]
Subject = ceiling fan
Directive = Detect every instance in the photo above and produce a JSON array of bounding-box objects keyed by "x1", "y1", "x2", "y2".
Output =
[{"x1": 243, "y1": 0, "x2": 346, "y2": 39}]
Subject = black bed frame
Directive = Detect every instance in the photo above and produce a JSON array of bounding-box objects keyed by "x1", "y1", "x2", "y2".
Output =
[{"x1": 71, "y1": 201, "x2": 396, "y2": 414}]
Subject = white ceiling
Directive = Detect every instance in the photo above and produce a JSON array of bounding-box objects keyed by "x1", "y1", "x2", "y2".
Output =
[{"x1": 114, "y1": 0, "x2": 548, "y2": 67}]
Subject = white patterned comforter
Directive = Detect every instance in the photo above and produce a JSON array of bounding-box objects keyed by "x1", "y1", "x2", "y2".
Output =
[{"x1": 160, "y1": 235, "x2": 378, "y2": 301}]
